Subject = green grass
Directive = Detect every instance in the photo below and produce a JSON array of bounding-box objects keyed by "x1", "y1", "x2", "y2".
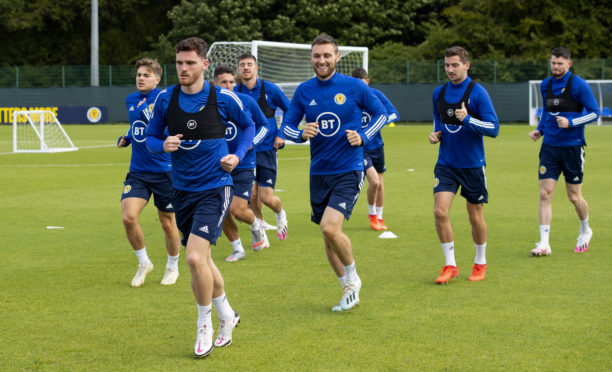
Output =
[{"x1": 1, "y1": 124, "x2": 611, "y2": 371}]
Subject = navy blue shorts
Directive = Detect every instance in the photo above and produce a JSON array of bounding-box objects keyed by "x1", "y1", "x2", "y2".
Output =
[
  {"x1": 433, "y1": 164, "x2": 488, "y2": 204},
  {"x1": 364, "y1": 146, "x2": 386, "y2": 173},
  {"x1": 539, "y1": 143, "x2": 584, "y2": 184},
  {"x1": 173, "y1": 186, "x2": 233, "y2": 246},
  {"x1": 231, "y1": 168, "x2": 255, "y2": 201},
  {"x1": 310, "y1": 171, "x2": 364, "y2": 224},
  {"x1": 121, "y1": 172, "x2": 174, "y2": 212},
  {"x1": 255, "y1": 149, "x2": 278, "y2": 188}
]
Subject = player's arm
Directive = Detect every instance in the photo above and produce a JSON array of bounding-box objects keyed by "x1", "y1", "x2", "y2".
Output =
[
  {"x1": 270, "y1": 83, "x2": 291, "y2": 141},
  {"x1": 221, "y1": 89, "x2": 255, "y2": 163},
  {"x1": 374, "y1": 89, "x2": 400, "y2": 123},
  {"x1": 246, "y1": 96, "x2": 271, "y2": 147},
  {"x1": 145, "y1": 92, "x2": 174, "y2": 154},
  {"x1": 462, "y1": 88, "x2": 499, "y2": 138},
  {"x1": 280, "y1": 88, "x2": 307, "y2": 143},
  {"x1": 568, "y1": 79, "x2": 599, "y2": 127},
  {"x1": 117, "y1": 127, "x2": 131, "y2": 147},
  {"x1": 429, "y1": 89, "x2": 442, "y2": 144},
  {"x1": 358, "y1": 86, "x2": 388, "y2": 146}
]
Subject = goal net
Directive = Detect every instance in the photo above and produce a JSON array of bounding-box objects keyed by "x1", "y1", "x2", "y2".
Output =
[
  {"x1": 205, "y1": 40, "x2": 369, "y2": 101},
  {"x1": 529, "y1": 79, "x2": 612, "y2": 126},
  {"x1": 13, "y1": 110, "x2": 78, "y2": 153}
]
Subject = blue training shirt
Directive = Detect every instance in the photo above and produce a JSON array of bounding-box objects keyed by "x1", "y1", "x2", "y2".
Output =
[
  {"x1": 537, "y1": 71, "x2": 599, "y2": 147},
  {"x1": 146, "y1": 81, "x2": 255, "y2": 192},
  {"x1": 432, "y1": 76, "x2": 499, "y2": 168},
  {"x1": 362, "y1": 88, "x2": 400, "y2": 151},
  {"x1": 234, "y1": 79, "x2": 290, "y2": 150},
  {"x1": 122, "y1": 88, "x2": 172, "y2": 173},
  {"x1": 281, "y1": 72, "x2": 388, "y2": 175}
]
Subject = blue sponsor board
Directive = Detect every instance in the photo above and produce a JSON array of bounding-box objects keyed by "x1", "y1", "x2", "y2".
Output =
[{"x1": 0, "y1": 106, "x2": 108, "y2": 124}]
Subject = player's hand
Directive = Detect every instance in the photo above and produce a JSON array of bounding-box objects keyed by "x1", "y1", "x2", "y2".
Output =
[
  {"x1": 137, "y1": 97, "x2": 146, "y2": 108},
  {"x1": 163, "y1": 134, "x2": 183, "y2": 152},
  {"x1": 556, "y1": 115, "x2": 569, "y2": 128},
  {"x1": 455, "y1": 101, "x2": 468, "y2": 122},
  {"x1": 220, "y1": 154, "x2": 239, "y2": 172},
  {"x1": 301, "y1": 122, "x2": 319, "y2": 140},
  {"x1": 429, "y1": 131, "x2": 442, "y2": 144},
  {"x1": 273, "y1": 136, "x2": 285, "y2": 149},
  {"x1": 346, "y1": 130, "x2": 363, "y2": 146},
  {"x1": 117, "y1": 136, "x2": 127, "y2": 147},
  {"x1": 529, "y1": 130, "x2": 542, "y2": 142}
]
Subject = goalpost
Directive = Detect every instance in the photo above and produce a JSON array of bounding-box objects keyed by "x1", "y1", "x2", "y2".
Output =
[
  {"x1": 528, "y1": 79, "x2": 612, "y2": 126},
  {"x1": 205, "y1": 40, "x2": 369, "y2": 101},
  {"x1": 13, "y1": 110, "x2": 78, "y2": 153}
]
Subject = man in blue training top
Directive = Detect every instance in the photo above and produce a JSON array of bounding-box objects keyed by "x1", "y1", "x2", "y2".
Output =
[
  {"x1": 146, "y1": 37, "x2": 254, "y2": 358},
  {"x1": 429, "y1": 46, "x2": 499, "y2": 285},
  {"x1": 118, "y1": 57, "x2": 181, "y2": 287},
  {"x1": 528, "y1": 46, "x2": 599, "y2": 256},
  {"x1": 351, "y1": 67, "x2": 400, "y2": 231},
  {"x1": 281, "y1": 34, "x2": 387, "y2": 312},
  {"x1": 213, "y1": 65, "x2": 270, "y2": 262},
  {"x1": 235, "y1": 53, "x2": 290, "y2": 241}
]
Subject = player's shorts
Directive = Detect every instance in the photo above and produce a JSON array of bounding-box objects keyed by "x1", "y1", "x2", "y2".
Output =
[
  {"x1": 255, "y1": 149, "x2": 278, "y2": 188},
  {"x1": 231, "y1": 168, "x2": 255, "y2": 201},
  {"x1": 538, "y1": 143, "x2": 584, "y2": 184},
  {"x1": 121, "y1": 172, "x2": 174, "y2": 212},
  {"x1": 364, "y1": 146, "x2": 386, "y2": 173},
  {"x1": 173, "y1": 186, "x2": 233, "y2": 246},
  {"x1": 310, "y1": 171, "x2": 364, "y2": 224},
  {"x1": 433, "y1": 164, "x2": 488, "y2": 204}
]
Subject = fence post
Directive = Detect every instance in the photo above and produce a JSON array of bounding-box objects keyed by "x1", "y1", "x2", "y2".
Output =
[
  {"x1": 62, "y1": 66, "x2": 65, "y2": 87},
  {"x1": 109, "y1": 65, "x2": 112, "y2": 86},
  {"x1": 15, "y1": 66, "x2": 19, "y2": 88},
  {"x1": 493, "y1": 60, "x2": 497, "y2": 83},
  {"x1": 406, "y1": 61, "x2": 410, "y2": 84},
  {"x1": 436, "y1": 59, "x2": 441, "y2": 84},
  {"x1": 602, "y1": 58, "x2": 605, "y2": 80}
]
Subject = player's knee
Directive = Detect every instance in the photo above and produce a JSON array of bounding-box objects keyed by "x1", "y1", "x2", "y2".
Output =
[
  {"x1": 433, "y1": 207, "x2": 449, "y2": 221},
  {"x1": 122, "y1": 213, "x2": 138, "y2": 228},
  {"x1": 567, "y1": 192, "x2": 582, "y2": 205},
  {"x1": 185, "y1": 251, "x2": 205, "y2": 269},
  {"x1": 539, "y1": 187, "x2": 554, "y2": 201},
  {"x1": 320, "y1": 223, "x2": 340, "y2": 240}
]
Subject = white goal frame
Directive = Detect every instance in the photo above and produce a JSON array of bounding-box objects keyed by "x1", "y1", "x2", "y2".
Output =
[
  {"x1": 205, "y1": 40, "x2": 369, "y2": 100},
  {"x1": 529, "y1": 79, "x2": 612, "y2": 126},
  {"x1": 13, "y1": 110, "x2": 78, "y2": 153}
]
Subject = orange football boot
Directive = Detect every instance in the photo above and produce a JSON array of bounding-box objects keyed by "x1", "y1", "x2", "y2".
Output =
[
  {"x1": 435, "y1": 265, "x2": 459, "y2": 284},
  {"x1": 468, "y1": 264, "x2": 487, "y2": 281},
  {"x1": 368, "y1": 214, "x2": 381, "y2": 230}
]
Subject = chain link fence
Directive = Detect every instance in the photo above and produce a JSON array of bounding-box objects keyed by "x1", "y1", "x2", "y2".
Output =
[{"x1": 0, "y1": 59, "x2": 610, "y2": 88}]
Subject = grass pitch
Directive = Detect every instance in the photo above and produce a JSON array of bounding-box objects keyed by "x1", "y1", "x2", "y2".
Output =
[{"x1": 0, "y1": 124, "x2": 610, "y2": 371}]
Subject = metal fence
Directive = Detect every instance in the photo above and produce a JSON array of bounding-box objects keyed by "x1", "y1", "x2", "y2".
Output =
[{"x1": 0, "y1": 59, "x2": 610, "y2": 88}]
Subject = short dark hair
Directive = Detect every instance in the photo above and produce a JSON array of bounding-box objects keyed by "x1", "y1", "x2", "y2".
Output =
[
  {"x1": 311, "y1": 34, "x2": 338, "y2": 53},
  {"x1": 351, "y1": 67, "x2": 368, "y2": 79},
  {"x1": 175, "y1": 37, "x2": 208, "y2": 59},
  {"x1": 238, "y1": 52, "x2": 257, "y2": 64},
  {"x1": 551, "y1": 46, "x2": 571, "y2": 60},
  {"x1": 214, "y1": 65, "x2": 235, "y2": 78},
  {"x1": 135, "y1": 58, "x2": 162, "y2": 77},
  {"x1": 444, "y1": 46, "x2": 469, "y2": 64}
]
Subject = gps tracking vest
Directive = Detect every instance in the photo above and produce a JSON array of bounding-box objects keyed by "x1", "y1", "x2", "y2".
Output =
[
  {"x1": 436, "y1": 80, "x2": 477, "y2": 126},
  {"x1": 545, "y1": 74, "x2": 584, "y2": 113},
  {"x1": 167, "y1": 84, "x2": 225, "y2": 141},
  {"x1": 239, "y1": 80, "x2": 276, "y2": 118}
]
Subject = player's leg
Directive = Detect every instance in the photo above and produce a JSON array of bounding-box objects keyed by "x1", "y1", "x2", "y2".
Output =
[
  {"x1": 222, "y1": 214, "x2": 246, "y2": 262},
  {"x1": 563, "y1": 146, "x2": 592, "y2": 253},
  {"x1": 533, "y1": 144, "x2": 561, "y2": 256},
  {"x1": 258, "y1": 184, "x2": 288, "y2": 241},
  {"x1": 186, "y1": 234, "x2": 215, "y2": 358},
  {"x1": 208, "y1": 258, "x2": 240, "y2": 347},
  {"x1": 433, "y1": 191, "x2": 459, "y2": 283},
  {"x1": 157, "y1": 210, "x2": 181, "y2": 284},
  {"x1": 121, "y1": 196, "x2": 154, "y2": 287},
  {"x1": 466, "y1": 201, "x2": 487, "y2": 281},
  {"x1": 375, "y1": 172, "x2": 386, "y2": 229},
  {"x1": 233, "y1": 170, "x2": 268, "y2": 251},
  {"x1": 365, "y1": 165, "x2": 381, "y2": 230}
]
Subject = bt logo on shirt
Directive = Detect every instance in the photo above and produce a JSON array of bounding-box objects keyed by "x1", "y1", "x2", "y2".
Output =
[{"x1": 316, "y1": 112, "x2": 342, "y2": 137}]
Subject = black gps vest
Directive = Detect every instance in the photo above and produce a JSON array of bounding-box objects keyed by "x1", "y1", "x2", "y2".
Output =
[
  {"x1": 545, "y1": 74, "x2": 584, "y2": 113},
  {"x1": 166, "y1": 84, "x2": 225, "y2": 141},
  {"x1": 436, "y1": 80, "x2": 477, "y2": 126},
  {"x1": 238, "y1": 80, "x2": 275, "y2": 118}
]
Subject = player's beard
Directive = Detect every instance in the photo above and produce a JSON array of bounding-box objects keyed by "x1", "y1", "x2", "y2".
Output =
[
  {"x1": 179, "y1": 71, "x2": 202, "y2": 87},
  {"x1": 314, "y1": 62, "x2": 336, "y2": 80}
]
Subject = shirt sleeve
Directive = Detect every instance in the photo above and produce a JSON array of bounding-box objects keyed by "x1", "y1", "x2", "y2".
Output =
[
  {"x1": 359, "y1": 84, "x2": 388, "y2": 145},
  {"x1": 221, "y1": 89, "x2": 255, "y2": 161},
  {"x1": 247, "y1": 98, "x2": 272, "y2": 146},
  {"x1": 432, "y1": 87, "x2": 442, "y2": 132},
  {"x1": 270, "y1": 83, "x2": 291, "y2": 140},
  {"x1": 570, "y1": 79, "x2": 599, "y2": 127},
  {"x1": 145, "y1": 92, "x2": 168, "y2": 154},
  {"x1": 374, "y1": 89, "x2": 400, "y2": 123},
  {"x1": 464, "y1": 86, "x2": 499, "y2": 138},
  {"x1": 280, "y1": 87, "x2": 306, "y2": 143}
]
